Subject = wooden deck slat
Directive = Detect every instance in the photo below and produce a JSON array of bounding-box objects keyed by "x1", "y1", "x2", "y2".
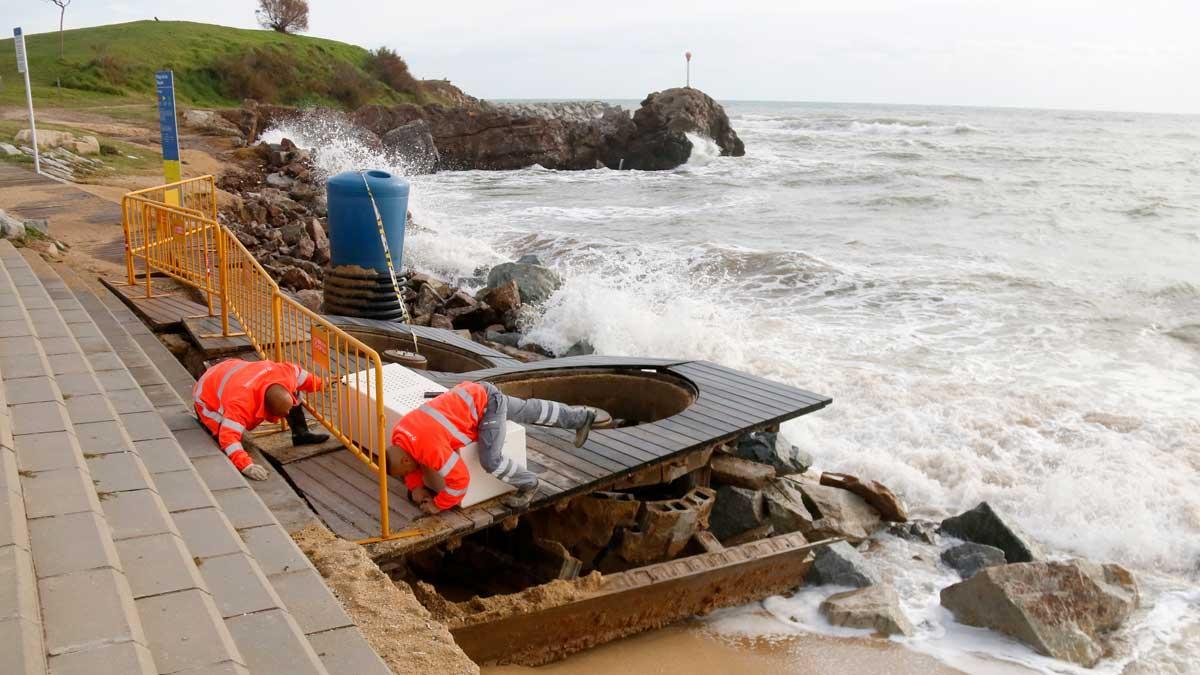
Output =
[
  {"x1": 306, "y1": 454, "x2": 413, "y2": 523},
  {"x1": 645, "y1": 416, "x2": 712, "y2": 444},
  {"x1": 672, "y1": 364, "x2": 806, "y2": 413},
  {"x1": 288, "y1": 463, "x2": 382, "y2": 537},
  {"x1": 322, "y1": 451, "x2": 423, "y2": 521},
  {"x1": 532, "y1": 428, "x2": 632, "y2": 473},
  {"x1": 584, "y1": 430, "x2": 661, "y2": 464},
  {"x1": 682, "y1": 361, "x2": 830, "y2": 405},
  {"x1": 525, "y1": 437, "x2": 609, "y2": 479},
  {"x1": 620, "y1": 422, "x2": 702, "y2": 455},
  {"x1": 524, "y1": 448, "x2": 595, "y2": 487}
]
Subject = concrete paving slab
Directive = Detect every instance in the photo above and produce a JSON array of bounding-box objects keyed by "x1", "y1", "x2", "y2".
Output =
[
  {"x1": 135, "y1": 438, "x2": 192, "y2": 474},
  {"x1": 211, "y1": 487, "x2": 277, "y2": 531},
  {"x1": 0, "y1": 487, "x2": 30, "y2": 550},
  {"x1": 31, "y1": 320, "x2": 70, "y2": 338},
  {"x1": 305, "y1": 625, "x2": 392, "y2": 675},
  {"x1": 58, "y1": 309, "x2": 92, "y2": 324},
  {"x1": 0, "y1": 354, "x2": 49, "y2": 379},
  {"x1": 116, "y1": 533, "x2": 205, "y2": 599},
  {"x1": 74, "y1": 420, "x2": 131, "y2": 455},
  {"x1": 11, "y1": 400, "x2": 70, "y2": 436},
  {"x1": 66, "y1": 394, "x2": 117, "y2": 425},
  {"x1": 14, "y1": 430, "x2": 79, "y2": 472},
  {"x1": 101, "y1": 489, "x2": 177, "y2": 541},
  {"x1": 268, "y1": 569, "x2": 352, "y2": 635},
  {"x1": 28, "y1": 510, "x2": 122, "y2": 578},
  {"x1": 66, "y1": 322, "x2": 102, "y2": 340},
  {"x1": 192, "y1": 455, "x2": 248, "y2": 493},
  {"x1": 154, "y1": 470, "x2": 215, "y2": 514},
  {"x1": 87, "y1": 352, "x2": 126, "y2": 372},
  {"x1": 55, "y1": 371, "x2": 104, "y2": 397},
  {"x1": 119, "y1": 411, "x2": 173, "y2": 442},
  {"x1": 20, "y1": 466, "x2": 100, "y2": 519},
  {"x1": 167, "y1": 661, "x2": 249, "y2": 675},
  {"x1": 174, "y1": 428, "x2": 223, "y2": 459},
  {"x1": 0, "y1": 336, "x2": 41, "y2": 356},
  {"x1": 39, "y1": 567, "x2": 143, "y2": 656},
  {"x1": 129, "y1": 365, "x2": 166, "y2": 386},
  {"x1": 0, "y1": 617, "x2": 46, "y2": 675},
  {"x1": 160, "y1": 406, "x2": 199, "y2": 432},
  {"x1": 39, "y1": 336, "x2": 79, "y2": 356},
  {"x1": 47, "y1": 639, "x2": 155, "y2": 675},
  {"x1": 239, "y1": 525, "x2": 310, "y2": 577},
  {"x1": 0, "y1": 319, "x2": 33, "y2": 338},
  {"x1": 50, "y1": 353, "x2": 91, "y2": 375},
  {"x1": 137, "y1": 589, "x2": 243, "y2": 673},
  {"x1": 106, "y1": 388, "x2": 156, "y2": 415},
  {"x1": 0, "y1": 305, "x2": 23, "y2": 321},
  {"x1": 196, "y1": 552, "x2": 283, "y2": 619},
  {"x1": 0, "y1": 544, "x2": 39, "y2": 622},
  {"x1": 174, "y1": 508, "x2": 247, "y2": 560},
  {"x1": 226, "y1": 609, "x2": 325, "y2": 675},
  {"x1": 3, "y1": 375, "x2": 57, "y2": 405},
  {"x1": 97, "y1": 369, "x2": 139, "y2": 392},
  {"x1": 75, "y1": 336, "x2": 112, "y2": 355},
  {"x1": 86, "y1": 451, "x2": 154, "y2": 494}
]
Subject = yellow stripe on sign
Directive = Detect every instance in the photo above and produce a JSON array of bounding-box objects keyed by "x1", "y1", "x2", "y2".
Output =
[{"x1": 163, "y1": 160, "x2": 182, "y2": 206}]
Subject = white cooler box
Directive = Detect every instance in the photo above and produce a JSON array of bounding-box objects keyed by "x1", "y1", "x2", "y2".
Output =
[{"x1": 341, "y1": 363, "x2": 526, "y2": 507}]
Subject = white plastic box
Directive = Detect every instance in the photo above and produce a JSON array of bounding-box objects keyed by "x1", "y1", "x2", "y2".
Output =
[{"x1": 341, "y1": 363, "x2": 526, "y2": 507}]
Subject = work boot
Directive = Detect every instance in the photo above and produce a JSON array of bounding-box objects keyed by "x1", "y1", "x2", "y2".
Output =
[
  {"x1": 287, "y1": 405, "x2": 329, "y2": 446},
  {"x1": 574, "y1": 408, "x2": 597, "y2": 448},
  {"x1": 502, "y1": 479, "x2": 540, "y2": 509}
]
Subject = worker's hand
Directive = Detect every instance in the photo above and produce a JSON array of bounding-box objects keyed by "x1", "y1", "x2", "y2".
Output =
[
  {"x1": 241, "y1": 463, "x2": 269, "y2": 481},
  {"x1": 410, "y1": 486, "x2": 433, "y2": 504},
  {"x1": 419, "y1": 499, "x2": 440, "y2": 515}
]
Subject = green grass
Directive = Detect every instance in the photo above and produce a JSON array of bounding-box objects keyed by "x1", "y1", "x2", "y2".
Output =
[{"x1": 0, "y1": 20, "x2": 431, "y2": 110}]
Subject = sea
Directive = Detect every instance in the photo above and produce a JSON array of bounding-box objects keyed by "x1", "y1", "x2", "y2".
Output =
[{"x1": 263, "y1": 101, "x2": 1200, "y2": 674}]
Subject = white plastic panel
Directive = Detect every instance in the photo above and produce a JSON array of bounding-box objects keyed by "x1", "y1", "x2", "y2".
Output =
[{"x1": 342, "y1": 363, "x2": 526, "y2": 507}]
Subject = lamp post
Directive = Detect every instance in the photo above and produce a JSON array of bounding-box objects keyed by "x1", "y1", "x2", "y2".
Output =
[{"x1": 685, "y1": 51, "x2": 692, "y2": 88}]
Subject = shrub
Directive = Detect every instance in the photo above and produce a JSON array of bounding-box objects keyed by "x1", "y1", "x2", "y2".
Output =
[
  {"x1": 365, "y1": 46, "x2": 421, "y2": 97},
  {"x1": 213, "y1": 46, "x2": 302, "y2": 101},
  {"x1": 325, "y1": 62, "x2": 377, "y2": 109}
]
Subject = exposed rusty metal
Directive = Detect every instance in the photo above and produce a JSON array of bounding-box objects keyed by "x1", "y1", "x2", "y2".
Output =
[
  {"x1": 449, "y1": 533, "x2": 833, "y2": 666},
  {"x1": 610, "y1": 446, "x2": 715, "y2": 490}
]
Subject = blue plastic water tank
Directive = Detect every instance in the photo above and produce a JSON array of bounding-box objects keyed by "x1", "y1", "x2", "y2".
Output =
[{"x1": 326, "y1": 170, "x2": 409, "y2": 273}]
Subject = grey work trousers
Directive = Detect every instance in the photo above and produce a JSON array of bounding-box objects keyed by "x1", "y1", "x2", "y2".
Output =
[{"x1": 476, "y1": 382, "x2": 590, "y2": 490}]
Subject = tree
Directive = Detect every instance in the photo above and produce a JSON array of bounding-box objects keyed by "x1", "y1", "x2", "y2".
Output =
[
  {"x1": 256, "y1": 0, "x2": 309, "y2": 34},
  {"x1": 45, "y1": 0, "x2": 71, "y2": 58}
]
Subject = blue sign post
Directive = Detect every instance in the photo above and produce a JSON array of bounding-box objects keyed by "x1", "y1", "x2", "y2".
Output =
[{"x1": 155, "y1": 70, "x2": 181, "y2": 198}]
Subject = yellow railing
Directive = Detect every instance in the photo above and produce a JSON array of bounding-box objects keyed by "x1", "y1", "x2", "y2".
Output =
[{"x1": 122, "y1": 176, "x2": 394, "y2": 541}]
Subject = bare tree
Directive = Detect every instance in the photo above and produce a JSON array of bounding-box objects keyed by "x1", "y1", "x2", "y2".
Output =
[
  {"x1": 256, "y1": 0, "x2": 309, "y2": 34},
  {"x1": 45, "y1": 0, "x2": 71, "y2": 58}
]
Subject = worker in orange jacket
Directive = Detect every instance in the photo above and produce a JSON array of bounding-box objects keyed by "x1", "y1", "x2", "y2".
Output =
[
  {"x1": 193, "y1": 358, "x2": 328, "y2": 480},
  {"x1": 388, "y1": 381, "x2": 598, "y2": 512}
]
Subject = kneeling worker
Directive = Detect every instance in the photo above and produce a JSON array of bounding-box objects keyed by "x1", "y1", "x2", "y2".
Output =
[
  {"x1": 193, "y1": 358, "x2": 329, "y2": 480},
  {"x1": 389, "y1": 381, "x2": 597, "y2": 512}
]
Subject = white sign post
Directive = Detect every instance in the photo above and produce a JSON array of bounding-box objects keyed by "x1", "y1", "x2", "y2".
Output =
[{"x1": 13, "y1": 27, "x2": 41, "y2": 175}]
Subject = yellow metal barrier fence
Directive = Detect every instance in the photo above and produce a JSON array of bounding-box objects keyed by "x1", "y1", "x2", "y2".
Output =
[{"x1": 121, "y1": 177, "x2": 396, "y2": 541}]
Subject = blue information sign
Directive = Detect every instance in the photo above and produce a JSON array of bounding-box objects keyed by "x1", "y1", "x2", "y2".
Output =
[{"x1": 155, "y1": 70, "x2": 181, "y2": 183}]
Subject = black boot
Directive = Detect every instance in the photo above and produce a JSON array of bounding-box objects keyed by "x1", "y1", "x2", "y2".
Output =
[{"x1": 288, "y1": 405, "x2": 329, "y2": 446}]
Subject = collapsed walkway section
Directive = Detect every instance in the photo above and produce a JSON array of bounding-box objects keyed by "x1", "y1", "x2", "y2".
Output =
[{"x1": 0, "y1": 240, "x2": 390, "y2": 674}]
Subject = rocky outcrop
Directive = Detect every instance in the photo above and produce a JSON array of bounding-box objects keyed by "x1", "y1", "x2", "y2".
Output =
[
  {"x1": 940, "y1": 560, "x2": 1139, "y2": 667},
  {"x1": 622, "y1": 88, "x2": 745, "y2": 170},
  {"x1": 732, "y1": 431, "x2": 812, "y2": 476},
  {"x1": 381, "y1": 119, "x2": 439, "y2": 174},
  {"x1": 941, "y1": 542, "x2": 1005, "y2": 579},
  {"x1": 808, "y1": 540, "x2": 881, "y2": 588},
  {"x1": 820, "y1": 584, "x2": 914, "y2": 636},
  {"x1": 16, "y1": 128, "x2": 99, "y2": 155},
  {"x1": 940, "y1": 502, "x2": 1041, "y2": 563}
]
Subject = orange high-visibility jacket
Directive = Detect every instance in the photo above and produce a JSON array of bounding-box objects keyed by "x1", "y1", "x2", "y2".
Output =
[
  {"x1": 391, "y1": 382, "x2": 489, "y2": 510},
  {"x1": 193, "y1": 359, "x2": 324, "y2": 471}
]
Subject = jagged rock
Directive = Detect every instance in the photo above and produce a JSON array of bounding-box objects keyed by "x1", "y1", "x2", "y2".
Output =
[
  {"x1": 710, "y1": 453, "x2": 775, "y2": 490},
  {"x1": 941, "y1": 542, "x2": 1006, "y2": 580},
  {"x1": 281, "y1": 266, "x2": 317, "y2": 290},
  {"x1": 416, "y1": 284, "x2": 442, "y2": 316},
  {"x1": 306, "y1": 219, "x2": 330, "y2": 264},
  {"x1": 484, "y1": 330, "x2": 523, "y2": 348},
  {"x1": 0, "y1": 143, "x2": 20, "y2": 156},
  {"x1": 733, "y1": 431, "x2": 811, "y2": 476},
  {"x1": 820, "y1": 584, "x2": 914, "y2": 636},
  {"x1": 265, "y1": 172, "x2": 294, "y2": 189},
  {"x1": 294, "y1": 234, "x2": 315, "y2": 260},
  {"x1": 430, "y1": 314, "x2": 454, "y2": 330},
  {"x1": 820, "y1": 472, "x2": 908, "y2": 522},
  {"x1": 794, "y1": 480, "x2": 883, "y2": 543},
  {"x1": 447, "y1": 302, "x2": 494, "y2": 332},
  {"x1": 563, "y1": 340, "x2": 594, "y2": 357},
  {"x1": 382, "y1": 119, "x2": 440, "y2": 174},
  {"x1": 293, "y1": 289, "x2": 323, "y2": 313},
  {"x1": 623, "y1": 88, "x2": 745, "y2": 170},
  {"x1": 182, "y1": 109, "x2": 242, "y2": 136},
  {"x1": 486, "y1": 262, "x2": 561, "y2": 305},
  {"x1": 939, "y1": 502, "x2": 1041, "y2": 563},
  {"x1": 478, "y1": 279, "x2": 520, "y2": 315},
  {"x1": 808, "y1": 540, "x2": 881, "y2": 588},
  {"x1": 280, "y1": 222, "x2": 306, "y2": 246},
  {"x1": 762, "y1": 478, "x2": 816, "y2": 536},
  {"x1": 0, "y1": 210, "x2": 26, "y2": 239},
  {"x1": 708, "y1": 485, "x2": 764, "y2": 542},
  {"x1": 940, "y1": 560, "x2": 1139, "y2": 667},
  {"x1": 888, "y1": 520, "x2": 939, "y2": 545}
]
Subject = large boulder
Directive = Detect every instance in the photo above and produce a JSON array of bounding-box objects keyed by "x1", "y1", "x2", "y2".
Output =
[
  {"x1": 733, "y1": 431, "x2": 812, "y2": 476},
  {"x1": 940, "y1": 502, "x2": 1041, "y2": 563},
  {"x1": 486, "y1": 262, "x2": 561, "y2": 306},
  {"x1": 708, "y1": 485, "x2": 764, "y2": 542},
  {"x1": 382, "y1": 119, "x2": 440, "y2": 174},
  {"x1": 808, "y1": 540, "x2": 881, "y2": 588},
  {"x1": 622, "y1": 88, "x2": 745, "y2": 170},
  {"x1": 940, "y1": 560, "x2": 1139, "y2": 667},
  {"x1": 15, "y1": 128, "x2": 99, "y2": 155},
  {"x1": 0, "y1": 210, "x2": 27, "y2": 239},
  {"x1": 794, "y1": 480, "x2": 883, "y2": 543},
  {"x1": 761, "y1": 478, "x2": 816, "y2": 536},
  {"x1": 820, "y1": 584, "x2": 914, "y2": 636},
  {"x1": 941, "y1": 542, "x2": 1006, "y2": 580}
]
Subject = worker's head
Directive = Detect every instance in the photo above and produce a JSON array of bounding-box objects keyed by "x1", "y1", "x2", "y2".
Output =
[
  {"x1": 387, "y1": 448, "x2": 419, "y2": 477},
  {"x1": 264, "y1": 384, "x2": 295, "y2": 419}
]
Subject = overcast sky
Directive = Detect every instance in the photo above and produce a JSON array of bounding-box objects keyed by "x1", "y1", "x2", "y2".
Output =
[{"x1": 14, "y1": 0, "x2": 1200, "y2": 113}]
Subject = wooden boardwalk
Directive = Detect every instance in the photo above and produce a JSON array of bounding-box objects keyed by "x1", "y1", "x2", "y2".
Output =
[{"x1": 280, "y1": 355, "x2": 831, "y2": 557}]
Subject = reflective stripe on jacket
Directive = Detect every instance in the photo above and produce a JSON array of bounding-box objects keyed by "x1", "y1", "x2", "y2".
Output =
[
  {"x1": 193, "y1": 359, "x2": 324, "y2": 471},
  {"x1": 390, "y1": 381, "x2": 488, "y2": 510}
]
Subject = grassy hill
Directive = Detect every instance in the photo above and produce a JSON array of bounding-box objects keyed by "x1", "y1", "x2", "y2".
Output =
[{"x1": 0, "y1": 20, "x2": 435, "y2": 110}]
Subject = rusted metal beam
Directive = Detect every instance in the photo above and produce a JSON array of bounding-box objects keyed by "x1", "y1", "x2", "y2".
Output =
[{"x1": 449, "y1": 533, "x2": 833, "y2": 666}]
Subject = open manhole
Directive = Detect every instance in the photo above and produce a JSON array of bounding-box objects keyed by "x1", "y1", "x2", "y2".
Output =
[{"x1": 485, "y1": 368, "x2": 697, "y2": 427}]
